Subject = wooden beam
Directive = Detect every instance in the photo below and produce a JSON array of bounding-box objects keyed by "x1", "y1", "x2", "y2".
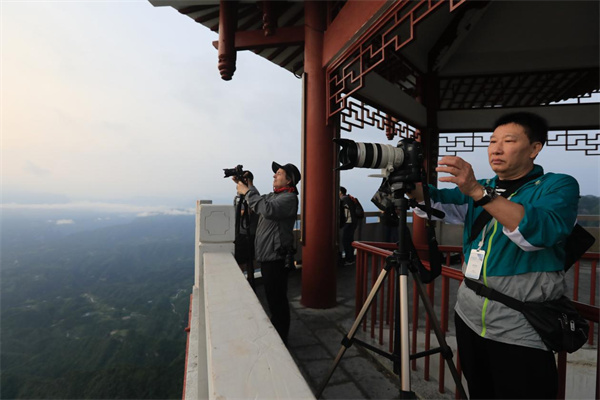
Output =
[
  {"x1": 354, "y1": 71, "x2": 428, "y2": 129},
  {"x1": 437, "y1": 103, "x2": 600, "y2": 132},
  {"x1": 212, "y1": 26, "x2": 304, "y2": 51},
  {"x1": 322, "y1": 0, "x2": 388, "y2": 67},
  {"x1": 428, "y1": 1, "x2": 491, "y2": 72}
]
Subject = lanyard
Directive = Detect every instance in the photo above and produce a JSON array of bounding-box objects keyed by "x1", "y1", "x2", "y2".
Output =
[{"x1": 476, "y1": 218, "x2": 496, "y2": 251}]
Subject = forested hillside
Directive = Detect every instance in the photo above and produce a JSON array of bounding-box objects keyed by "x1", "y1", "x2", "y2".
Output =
[{"x1": 1, "y1": 213, "x2": 195, "y2": 399}]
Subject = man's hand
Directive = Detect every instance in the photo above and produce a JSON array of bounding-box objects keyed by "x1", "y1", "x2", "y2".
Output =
[
  {"x1": 437, "y1": 156, "x2": 525, "y2": 231},
  {"x1": 236, "y1": 180, "x2": 249, "y2": 196},
  {"x1": 436, "y1": 156, "x2": 482, "y2": 199}
]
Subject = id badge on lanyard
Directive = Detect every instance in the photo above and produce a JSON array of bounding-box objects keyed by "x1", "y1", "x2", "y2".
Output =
[{"x1": 464, "y1": 220, "x2": 495, "y2": 279}]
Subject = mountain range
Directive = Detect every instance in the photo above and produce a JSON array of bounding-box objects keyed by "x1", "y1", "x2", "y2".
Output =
[{"x1": 1, "y1": 195, "x2": 597, "y2": 398}]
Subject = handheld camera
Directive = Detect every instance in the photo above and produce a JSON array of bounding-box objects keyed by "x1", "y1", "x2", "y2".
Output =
[{"x1": 224, "y1": 165, "x2": 253, "y2": 185}]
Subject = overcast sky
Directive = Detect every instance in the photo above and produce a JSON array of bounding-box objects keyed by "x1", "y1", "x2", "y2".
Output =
[{"x1": 2, "y1": 1, "x2": 599, "y2": 214}]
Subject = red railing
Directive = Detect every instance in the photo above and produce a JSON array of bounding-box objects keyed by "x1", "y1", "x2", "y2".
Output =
[
  {"x1": 182, "y1": 293, "x2": 193, "y2": 400},
  {"x1": 354, "y1": 241, "x2": 599, "y2": 399}
]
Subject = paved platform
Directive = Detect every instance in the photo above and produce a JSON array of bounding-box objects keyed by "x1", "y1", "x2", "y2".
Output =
[{"x1": 254, "y1": 263, "x2": 457, "y2": 400}]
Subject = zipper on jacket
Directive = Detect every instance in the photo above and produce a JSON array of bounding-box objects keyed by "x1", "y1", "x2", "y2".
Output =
[{"x1": 479, "y1": 220, "x2": 499, "y2": 337}]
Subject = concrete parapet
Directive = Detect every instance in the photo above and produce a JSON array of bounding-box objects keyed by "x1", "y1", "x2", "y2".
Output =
[
  {"x1": 186, "y1": 201, "x2": 314, "y2": 400},
  {"x1": 195, "y1": 202, "x2": 235, "y2": 288},
  {"x1": 197, "y1": 204, "x2": 235, "y2": 243},
  {"x1": 203, "y1": 252, "x2": 314, "y2": 399}
]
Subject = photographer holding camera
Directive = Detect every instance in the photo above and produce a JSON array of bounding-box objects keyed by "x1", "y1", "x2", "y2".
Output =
[
  {"x1": 408, "y1": 112, "x2": 579, "y2": 399},
  {"x1": 233, "y1": 161, "x2": 300, "y2": 345}
]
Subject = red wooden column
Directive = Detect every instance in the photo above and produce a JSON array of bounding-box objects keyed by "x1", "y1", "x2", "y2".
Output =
[{"x1": 301, "y1": 1, "x2": 337, "y2": 309}]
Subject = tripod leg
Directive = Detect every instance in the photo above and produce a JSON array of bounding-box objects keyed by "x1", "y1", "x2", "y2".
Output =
[
  {"x1": 315, "y1": 265, "x2": 391, "y2": 398},
  {"x1": 411, "y1": 268, "x2": 468, "y2": 399},
  {"x1": 398, "y1": 272, "x2": 412, "y2": 393}
]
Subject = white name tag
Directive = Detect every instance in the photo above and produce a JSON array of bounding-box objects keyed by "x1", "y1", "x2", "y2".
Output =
[{"x1": 465, "y1": 249, "x2": 485, "y2": 279}]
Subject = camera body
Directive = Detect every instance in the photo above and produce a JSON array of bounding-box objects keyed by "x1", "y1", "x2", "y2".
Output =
[
  {"x1": 276, "y1": 246, "x2": 296, "y2": 271},
  {"x1": 387, "y1": 138, "x2": 422, "y2": 185},
  {"x1": 224, "y1": 164, "x2": 253, "y2": 185}
]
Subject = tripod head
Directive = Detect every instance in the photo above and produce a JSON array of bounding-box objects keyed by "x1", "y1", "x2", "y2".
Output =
[{"x1": 376, "y1": 173, "x2": 444, "y2": 285}]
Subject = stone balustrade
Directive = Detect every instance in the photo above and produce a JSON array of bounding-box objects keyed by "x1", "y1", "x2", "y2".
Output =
[{"x1": 184, "y1": 201, "x2": 314, "y2": 400}]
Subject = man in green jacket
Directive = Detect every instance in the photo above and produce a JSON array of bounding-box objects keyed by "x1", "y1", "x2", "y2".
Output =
[{"x1": 409, "y1": 112, "x2": 579, "y2": 399}]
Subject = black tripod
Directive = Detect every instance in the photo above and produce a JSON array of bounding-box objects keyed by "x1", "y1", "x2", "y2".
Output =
[{"x1": 316, "y1": 182, "x2": 467, "y2": 399}]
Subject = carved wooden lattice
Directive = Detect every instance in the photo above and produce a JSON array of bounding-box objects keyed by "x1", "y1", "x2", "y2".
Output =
[
  {"x1": 328, "y1": 0, "x2": 599, "y2": 155},
  {"x1": 327, "y1": 0, "x2": 466, "y2": 119},
  {"x1": 340, "y1": 98, "x2": 418, "y2": 140},
  {"x1": 340, "y1": 99, "x2": 600, "y2": 155},
  {"x1": 545, "y1": 130, "x2": 600, "y2": 156},
  {"x1": 439, "y1": 130, "x2": 600, "y2": 156}
]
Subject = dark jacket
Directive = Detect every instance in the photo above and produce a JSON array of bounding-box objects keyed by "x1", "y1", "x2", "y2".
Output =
[
  {"x1": 245, "y1": 186, "x2": 298, "y2": 262},
  {"x1": 340, "y1": 195, "x2": 358, "y2": 227}
]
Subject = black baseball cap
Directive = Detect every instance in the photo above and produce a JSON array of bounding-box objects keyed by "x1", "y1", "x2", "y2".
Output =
[{"x1": 272, "y1": 162, "x2": 301, "y2": 187}]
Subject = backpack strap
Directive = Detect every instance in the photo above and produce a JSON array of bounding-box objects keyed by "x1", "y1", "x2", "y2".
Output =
[
  {"x1": 463, "y1": 278, "x2": 524, "y2": 312},
  {"x1": 564, "y1": 223, "x2": 595, "y2": 270}
]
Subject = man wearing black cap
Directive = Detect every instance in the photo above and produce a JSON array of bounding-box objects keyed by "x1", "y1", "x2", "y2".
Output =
[{"x1": 234, "y1": 161, "x2": 300, "y2": 345}]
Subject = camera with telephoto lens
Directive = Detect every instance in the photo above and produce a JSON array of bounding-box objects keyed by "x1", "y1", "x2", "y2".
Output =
[
  {"x1": 334, "y1": 137, "x2": 423, "y2": 185},
  {"x1": 223, "y1": 165, "x2": 253, "y2": 185}
]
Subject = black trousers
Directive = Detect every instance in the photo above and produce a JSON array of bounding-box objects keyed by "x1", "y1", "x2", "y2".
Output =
[
  {"x1": 455, "y1": 313, "x2": 558, "y2": 399},
  {"x1": 341, "y1": 223, "x2": 357, "y2": 262},
  {"x1": 261, "y1": 259, "x2": 290, "y2": 344}
]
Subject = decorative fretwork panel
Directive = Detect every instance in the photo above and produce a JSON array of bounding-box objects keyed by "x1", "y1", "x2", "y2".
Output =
[
  {"x1": 327, "y1": 0, "x2": 466, "y2": 119},
  {"x1": 439, "y1": 130, "x2": 600, "y2": 156},
  {"x1": 438, "y1": 132, "x2": 489, "y2": 156},
  {"x1": 340, "y1": 98, "x2": 418, "y2": 140},
  {"x1": 546, "y1": 131, "x2": 600, "y2": 156}
]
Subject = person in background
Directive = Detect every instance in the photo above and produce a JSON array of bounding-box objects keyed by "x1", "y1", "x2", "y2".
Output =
[
  {"x1": 233, "y1": 194, "x2": 259, "y2": 284},
  {"x1": 234, "y1": 161, "x2": 300, "y2": 345},
  {"x1": 408, "y1": 112, "x2": 579, "y2": 399},
  {"x1": 339, "y1": 186, "x2": 358, "y2": 266}
]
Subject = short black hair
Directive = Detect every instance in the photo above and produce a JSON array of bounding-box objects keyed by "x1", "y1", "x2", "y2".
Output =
[
  {"x1": 340, "y1": 186, "x2": 347, "y2": 195},
  {"x1": 493, "y1": 112, "x2": 548, "y2": 146}
]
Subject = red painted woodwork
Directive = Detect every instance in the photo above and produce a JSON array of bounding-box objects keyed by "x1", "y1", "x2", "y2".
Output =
[
  {"x1": 301, "y1": 1, "x2": 337, "y2": 309},
  {"x1": 322, "y1": 0, "x2": 388, "y2": 67},
  {"x1": 261, "y1": 1, "x2": 277, "y2": 36},
  {"x1": 217, "y1": 0, "x2": 238, "y2": 81},
  {"x1": 326, "y1": 0, "x2": 467, "y2": 119},
  {"x1": 212, "y1": 26, "x2": 304, "y2": 51}
]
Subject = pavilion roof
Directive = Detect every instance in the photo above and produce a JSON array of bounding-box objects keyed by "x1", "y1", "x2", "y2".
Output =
[{"x1": 150, "y1": 1, "x2": 599, "y2": 129}]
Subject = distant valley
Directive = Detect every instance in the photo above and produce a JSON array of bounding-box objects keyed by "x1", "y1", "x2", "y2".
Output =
[
  {"x1": 1, "y1": 195, "x2": 597, "y2": 399},
  {"x1": 1, "y1": 210, "x2": 195, "y2": 399}
]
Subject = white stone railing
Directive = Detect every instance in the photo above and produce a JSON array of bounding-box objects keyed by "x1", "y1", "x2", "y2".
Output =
[{"x1": 184, "y1": 201, "x2": 315, "y2": 400}]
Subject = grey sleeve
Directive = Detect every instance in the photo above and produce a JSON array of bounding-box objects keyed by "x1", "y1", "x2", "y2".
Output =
[{"x1": 246, "y1": 189, "x2": 297, "y2": 220}]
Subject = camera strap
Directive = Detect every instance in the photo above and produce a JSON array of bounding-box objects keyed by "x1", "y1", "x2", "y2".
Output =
[
  {"x1": 235, "y1": 195, "x2": 251, "y2": 234},
  {"x1": 414, "y1": 179, "x2": 442, "y2": 284}
]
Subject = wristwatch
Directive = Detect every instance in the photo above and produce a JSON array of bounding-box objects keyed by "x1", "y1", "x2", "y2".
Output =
[{"x1": 473, "y1": 186, "x2": 498, "y2": 207}]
